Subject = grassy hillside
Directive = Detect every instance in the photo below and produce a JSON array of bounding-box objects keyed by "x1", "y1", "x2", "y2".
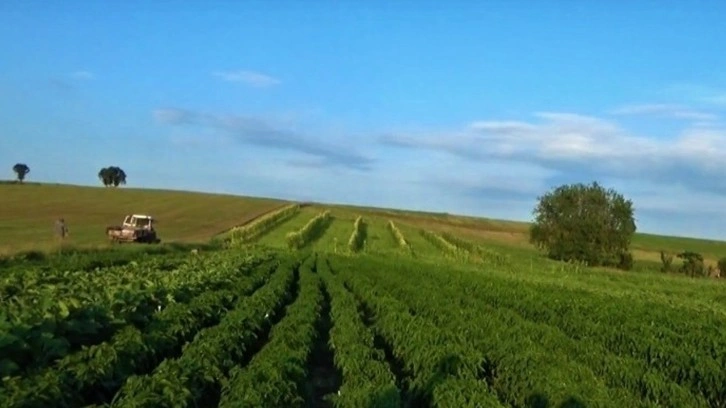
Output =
[
  {"x1": 0, "y1": 183, "x2": 287, "y2": 255},
  {"x1": 2, "y1": 182, "x2": 726, "y2": 266}
]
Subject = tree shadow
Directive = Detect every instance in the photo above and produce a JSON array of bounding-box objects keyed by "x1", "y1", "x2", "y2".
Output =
[{"x1": 364, "y1": 387, "x2": 403, "y2": 408}]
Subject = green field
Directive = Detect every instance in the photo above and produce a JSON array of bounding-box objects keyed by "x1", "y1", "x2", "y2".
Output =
[{"x1": 2, "y1": 183, "x2": 726, "y2": 407}]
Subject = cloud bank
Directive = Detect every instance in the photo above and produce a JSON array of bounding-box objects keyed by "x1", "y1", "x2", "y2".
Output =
[
  {"x1": 380, "y1": 111, "x2": 726, "y2": 196},
  {"x1": 153, "y1": 107, "x2": 373, "y2": 171}
]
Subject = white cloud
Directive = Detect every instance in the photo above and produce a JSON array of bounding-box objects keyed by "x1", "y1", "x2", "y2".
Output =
[
  {"x1": 211, "y1": 70, "x2": 281, "y2": 87},
  {"x1": 609, "y1": 103, "x2": 717, "y2": 121},
  {"x1": 380, "y1": 110, "x2": 726, "y2": 196}
]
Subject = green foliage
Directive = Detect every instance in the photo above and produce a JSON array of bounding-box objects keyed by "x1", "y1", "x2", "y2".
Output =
[
  {"x1": 677, "y1": 251, "x2": 705, "y2": 277},
  {"x1": 332, "y1": 253, "x2": 719, "y2": 407},
  {"x1": 317, "y1": 261, "x2": 401, "y2": 407},
  {"x1": 529, "y1": 181, "x2": 636, "y2": 270},
  {"x1": 331, "y1": 255, "x2": 506, "y2": 407},
  {"x1": 0, "y1": 252, "x2": 277, "y2": 407},
  {"x1": 285, "y1": 210, "x2": 332, "y2": 250},
  {"x1": 218, "y1": 257, "x2": 323, "y2": 407},
  {"x1": 109, "y1": 256, "x2": 301, "y2": 407},
  {"x1": 347, "y1": 216, "x2": 367, "y2": 253},
  {"x1": 12, "y1": 163, "x2": 30, "y2": 183},
  {"x1": 98, "y1": 166, "x2": 127, "y2": 187},
  {"x1": 660, "y1": 251, "x2": 674, "y2": 273}
]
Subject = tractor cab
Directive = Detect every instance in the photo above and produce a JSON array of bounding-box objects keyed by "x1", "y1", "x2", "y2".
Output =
[
  {"x1": 123, "y1": 214, "x2": 155, "y2": 231},
  {"x1": 106, "y1": 214, "x2": 159, "y2": 243}
]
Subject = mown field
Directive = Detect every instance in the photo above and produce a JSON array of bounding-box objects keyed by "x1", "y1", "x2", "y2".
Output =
[
  {"x1": 0, "y1": 183, "x2": 287, "y2": 255},
  {"x1": 2, "y1": 191, "x2": 726, "y2": 407}
]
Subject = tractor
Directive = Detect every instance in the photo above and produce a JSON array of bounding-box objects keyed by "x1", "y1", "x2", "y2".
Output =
[{"x1": 106, "y1": 214, "x2": 160, "y2": 243}]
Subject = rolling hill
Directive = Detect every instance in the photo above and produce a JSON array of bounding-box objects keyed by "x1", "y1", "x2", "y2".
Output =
[{"x1": 2, "y1": 181, "x2": 726, "y2": 266}]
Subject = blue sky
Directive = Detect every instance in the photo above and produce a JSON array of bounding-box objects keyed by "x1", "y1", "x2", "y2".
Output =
[{"x1": 2, "y1": 2, "x2": 726, "y2": 239}]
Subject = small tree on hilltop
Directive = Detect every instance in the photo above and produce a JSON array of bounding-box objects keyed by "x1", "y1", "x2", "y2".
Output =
[
  {"x1": 12, "y1": 163, "x2": 30, "y2": 183},
  {"x1": 529, "y1": 181, "x2": 637, "y2": 270},
  {"x1": 98, "y1": 166, "x2": 127, "y2": 187}
]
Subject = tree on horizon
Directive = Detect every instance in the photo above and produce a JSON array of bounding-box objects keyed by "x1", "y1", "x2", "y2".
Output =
[
  {"x1": 529, "y1": 181, "x2": 636, "y2": 270},
  {"x1": 98, "y1": 166, "x2": 127, "y2": 187},
  {"x1": 12, "y1": 163, "x2": 30, "y2": 183}
]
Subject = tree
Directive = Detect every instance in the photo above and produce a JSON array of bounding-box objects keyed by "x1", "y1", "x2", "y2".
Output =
[
  {"x1": 12, "y1": 163, "x2": 30, "y2": 183},
  {"x1": 529, "y1": 181, "x2": 637, "y2": 270},
  {"x1": 98, "y1": 166, "x2": 127, "y2": 187}
]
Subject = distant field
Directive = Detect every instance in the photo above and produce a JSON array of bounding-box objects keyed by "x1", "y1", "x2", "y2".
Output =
[
  {"x1": 0, "y1": 183, "x2": 287, "y2": 255},
  {"x1": 2, "y1": 182, "x2": 726, "y2": 267}
]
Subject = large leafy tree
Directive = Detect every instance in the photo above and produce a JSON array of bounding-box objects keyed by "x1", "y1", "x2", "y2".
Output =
[
  {"x1": 98, "y1": 166, "x2": 127, "y2": 187},
  {"x1": 12, "y1": 163, "x2": 30, "y2": 183},
  {"x1": 529, "y1": 181, "x2": 636, "y2": 270}
]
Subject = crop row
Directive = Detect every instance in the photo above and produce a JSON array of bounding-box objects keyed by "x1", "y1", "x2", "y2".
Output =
[
  {"x1": 286, "y1": 210, "x2": 332, "y2": 250},
  {"x1": 108, "y1": 254, "x2": 305, "y2": 407},
  {"x1": 446, "y1": 268, "x2": 726, "y2": 407},
  {"x1": 0, "y1": 252, "x2": 198, "y2": 306},
  {"x1": 439, "y1": 232, "x2": 511, "y2": 266},
  {"x1": 228, "y1": 204, "x2": 301, "y2": 245},
  {"x1": 317, "y1": 258, "x2": 401, "y2": 407},
  {"x1": 418, "y1": 229, "x2": 468, "y2": 260},
  {"x1": 1, "y1": 251, "x2": 268, "y2": 322},
  {"x1": 386, "y1": 220, "x2": 409, "y2": 250},
  {"x1": 340, "y1": 254, "x2": 709, "y2": 407},
  {"x1": 0, "y1": 246, "x2": 191, "y2": 283},
  {"x1": 218, "y1": 254, "x2": 323, "y2": 406},
  {"x1": 0, "y1": 257, "x2": 280, "y2": 408},
  {"x1": 327, "y1": 256, "x2": 505, "y2": 407},
  {"x1": 0, "y1": 252, "x2": 272, "y2": 378},
  {"x1": 347, "y1": 216, "x2": 367, "y2": 253}
]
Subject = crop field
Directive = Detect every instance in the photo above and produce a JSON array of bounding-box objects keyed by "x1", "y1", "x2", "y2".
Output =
[{"x1": 2, "y1": 196, "x2": 726, "y2": 408}]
